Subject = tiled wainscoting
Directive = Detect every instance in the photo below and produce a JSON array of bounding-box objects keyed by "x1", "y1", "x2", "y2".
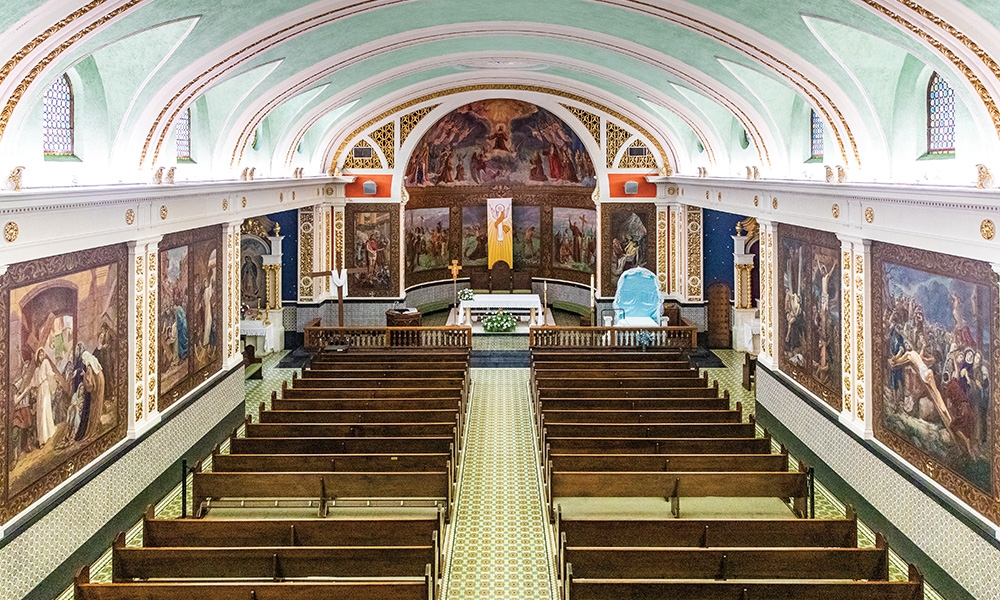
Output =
[{"x1": 756, "y1": 368, "x2": 997, "y2": 600}]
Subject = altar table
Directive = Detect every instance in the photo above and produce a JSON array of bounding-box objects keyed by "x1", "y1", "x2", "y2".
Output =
[
  {"x1": 459, "y1": 293, "x2": 543, "y2": 326},
  {"x1": 240, "y1": 319, "x2": 280, "y2": 354}
]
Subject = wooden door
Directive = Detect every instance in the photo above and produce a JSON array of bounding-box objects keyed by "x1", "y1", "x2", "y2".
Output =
[{"x1": 707, "y1": 282, "x2": 732, "y2": 349}]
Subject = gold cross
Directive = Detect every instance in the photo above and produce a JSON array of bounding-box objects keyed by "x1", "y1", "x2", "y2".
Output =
[{"x1": 448, "y1": 259, "x2": 463, "y2": 280}]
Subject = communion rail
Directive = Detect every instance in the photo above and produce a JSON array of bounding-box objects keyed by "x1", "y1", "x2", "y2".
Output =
[
  {"x1": 304, "y1": 326, "x2": 473, "y2": 350},
  {"x1": 529, "y1": 323, "x2": 697, "y2": 349}
]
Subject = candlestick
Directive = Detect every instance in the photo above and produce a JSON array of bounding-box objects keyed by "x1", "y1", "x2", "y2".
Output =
[
  {"x1": 590, "y1": 275, "x2": 595, "y2": 308},
  {"x1": 543, "y1": 281, "x2": 548, "y2": 307}
]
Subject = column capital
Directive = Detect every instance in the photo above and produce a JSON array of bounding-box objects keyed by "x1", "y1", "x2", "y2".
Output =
[{"x1": 128, "y1": 234, "x2": 162, "y2": 249}]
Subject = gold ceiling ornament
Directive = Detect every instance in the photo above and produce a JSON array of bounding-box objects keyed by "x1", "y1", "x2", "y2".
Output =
[
  {"x1": 0, "y1": 0, "x2": 146, "y2": 142},
  {"x1": 858, "y1": 0, "x2": 1000, "y2": 141},
  {"x1": 605, "y1": 121, "x2": 630, "y2": 168},
  {"x1": 3, "y1": 221, "x2": 18, "y2": 242},
  {"x1": 241, "y1": 216, "x2": 273, "y2": 239},
  {"x1": 159, "y1": 205, "x2": 168, "y2": 220},
  {"x1": 125, "y1": 209, "x2": 135, "y2": 225},
  {"x1": 735, "y1": 216, "x2": 758, "y2": 239},
  {"x1": 753, "y1": 195, "x2": 759, "y2": 206},
  {"x1": 976, "y1": 164, "x2": 994, "y2": 189},
  {"x1": 399, "y1": 105, "x2": 439, "y2": 146},
  {"x1": 222, "y1": 198, "x2": 229, "y2": 211},
  {"x1": 981, "y1": 219, "x2": 996, "y2": 240},
  {"x1": 561, "y1": 104, "x2": 602, "y2": 144},
  {"x1": 332, "y1": 85, "x2": 669, "y2": 172},
  {"x1": 370, "y1": 121, "x2": 395, "y2": 169},
  {"x1": 771, "y1": 197, "x2": 778, "y2": 210},
  {"x1": 864, "y1": 207, "x2": 875, "y2": 223},
  {"x1": 618, "y1": 139, "x2": 658, "y2": 169},
  {"x1": 831, "y1": 203, "x2": 840, "y2": 218},
  {"x1": 241, "y1": 196, "x2": 247, "y2": 208}
]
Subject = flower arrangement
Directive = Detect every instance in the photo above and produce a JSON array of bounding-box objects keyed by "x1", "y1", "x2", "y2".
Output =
[
  {"x1": 482, "y1": 310, "x2": 517, "y2": 333},
  {"x1": 636, "y1": 329, "x2": 654, "y2": 351},
  {"x1": 458, "y1": 288, "x2": 475, "y2": 302}
]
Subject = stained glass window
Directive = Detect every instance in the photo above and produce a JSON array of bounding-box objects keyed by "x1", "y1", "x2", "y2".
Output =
[
  {"x1": 810, "y1": 109, "x2": 824, "y2": 159},
  {"x1": 176, "y1": 108, "x2": 191, "y2": 160},
  {"x1": 927, "y1": 72, "x2": 956, "y2": 154},
  {"x1": 43, "y1": 74, "x2": 74, "y2": 156}
]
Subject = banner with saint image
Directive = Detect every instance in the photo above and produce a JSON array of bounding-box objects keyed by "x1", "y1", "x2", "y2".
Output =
[{"x1": 487, "y1": 197, "x2": 513, "y2": 269}]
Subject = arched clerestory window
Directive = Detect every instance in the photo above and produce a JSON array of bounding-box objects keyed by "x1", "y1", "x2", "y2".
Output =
[
  {"x1": 43, "y1": 74, "x2": 74, "y2": 156},
  {"x1": 809, "y1": 109, "x2": 823, "y2": 160},
  {"x1": 926, "y1": 72, "x2": 956, "y2": 154},
  {"x1": 176, "y1": 108, "x2": 192, "y2": 161}
]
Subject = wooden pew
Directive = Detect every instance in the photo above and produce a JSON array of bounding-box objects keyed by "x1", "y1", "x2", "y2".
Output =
[
  {"x1": 534, "y1": 374, "x2": 709, "y2": 389},
  {"x1": 531, "y1": 349, "x2": 683, "y2": 361},
  {"x1": 548, "y1": 453, "x2": 787, "y2": 473},
  {"x1": 143, "y1": 505, "x2": 444, "y2": 547},
  {"x1": 112, "y1": 531, "x2": 438, "y2": 581},
  {"x1": 544, "y1": 437, "x2": 772, "y2": 457},
  {"x1": 563, "y1": 565, "x2": 924, "y2": 600},
  {"x1": 229, "y1": 436, "x2": 454, "y2": 456},
  {"x1": 260, "y1": 408, "x2": 459, "y2": 424},
  {"x1": 75, "y1": 564, "x2": 435, "y2": 600},
  {"x1": 541, "y1": 408, "x2": 742, "y2": 423},
  {"x1": 532, "y1": 368, "x2": 700, "y2": 380},
  {"x1": 305, "y1": 364, "x2": 469, "y2": 377},
  {"x1": 538, "y1": 397, "x2": 732, "y2": 412},
  {"x1": 549, "y1": 467, "x2": 810, "y2": 518},
  {"x1": 272, "y1": 397, "x2": 463, "y2": 412},
  {"x1": 212, "y1": 453, "x2": 451, "y2": 474},
  {"x1": 315, "y1": 352, "x2": 469, "y2": 364},
  {"x1": 538, "y1": 385, "x2": 721, "y2": 399},
  {"x1": 282, "y1": 387, "x2": 463, "y2": 400},
  {"x1": 542, "y1": 422, "x2": 757, "y2": 440},
  {"x1": 531, "y1": 360, "x2": 692, "y2": 370},
  {"x1": 244, "y1": 422, "x2": 458, "y2": 439},
  {"x1": 192, "y1": 468, "x2": 452, "y2": 519},
  {"x1": 554, "y1": 506, "x2": 859, "y2": 550},
  {"x1": 289, "y1": 376, "x2": 465, "y2": 389}
]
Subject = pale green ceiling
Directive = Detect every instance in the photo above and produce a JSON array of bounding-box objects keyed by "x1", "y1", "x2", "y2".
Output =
[{"x1": 1, "y1": 0, "x2": 998, "y2": 183}]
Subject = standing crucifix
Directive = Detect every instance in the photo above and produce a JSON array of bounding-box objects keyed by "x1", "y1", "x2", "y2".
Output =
[
  {"x1": 311, "y1": 268, "x2": 364, "y2": 326},
  {"x1": 448, "y1": 259, "x2": 463, "y2": 306}
]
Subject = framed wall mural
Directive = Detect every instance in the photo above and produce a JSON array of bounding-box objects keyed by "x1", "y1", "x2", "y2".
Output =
[
  {"x1": 871, "y1": 242, "x2": 999, "y2": 524},
  {"x1": 158, "y1": 226, "x2": 223, "y2": 410},
  {"x1": 776, "y1": 225, "x2": 842, "y2": 410},
  {"x1": 344, "y1": 204, "x2": 399, "y2": 297},
  {"x1": 552, "y1": 207, "x2": 597, "y2": 275},
  {"x1": 512, "y1": 205, "x2": 540, "y2": 269},
  {"x1": 404, "y1": 207, "x2": 451, "y2": 276},
  {"x1": 601, "y1": 203, "x2": 654, "y2": 296},
  {"x1": 461, "y1": 206, "x2": 489, "y2": 267},
  {"x1": 0, "y1": 244, "x2": 128, "y2": 522}
]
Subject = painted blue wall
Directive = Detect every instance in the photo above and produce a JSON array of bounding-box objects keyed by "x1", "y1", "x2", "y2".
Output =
[
  {"x1": 268, "y1": 209, "x2": 299, "y2": 303},
  {"x1": 703, "y1": 208, "x2": 746, "y2": 291}
]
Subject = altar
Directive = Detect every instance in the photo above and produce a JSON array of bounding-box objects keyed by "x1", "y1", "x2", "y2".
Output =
[
  {"x1": 240, "y1": 319, "x2": 281, "y2": 354},
  {"x1": 459, "y1": 293, "x2": 543, "y2": 326}
]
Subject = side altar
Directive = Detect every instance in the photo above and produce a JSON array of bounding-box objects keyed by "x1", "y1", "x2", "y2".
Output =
[{"x1": 459, "y1": 293, "x2": 543, "y2": 326}]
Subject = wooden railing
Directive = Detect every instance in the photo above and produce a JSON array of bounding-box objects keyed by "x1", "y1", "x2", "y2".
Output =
[
  {"x1": 304, "y1": 326, "x2": 473, "y2": 350},
  {"x1": 529, "y1": 320, "x2": 697, "y2": 349}
]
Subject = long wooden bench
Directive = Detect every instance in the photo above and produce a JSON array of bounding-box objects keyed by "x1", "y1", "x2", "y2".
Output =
[
  {"x1": 75, "y1": 566, "x2": 436, "y2": 600},
  {"x1": 213, "y1": 452, "x2": 451, "y2": 472},
  {"x1": 539, "y1": 396, "x2": 732, "y2": 412},
  {"x1": 538, "y1": 383, "x2": 721, "y2": 399},
  {"x1": 314, "y1": 352, "x2": 469, "y2": 364},
  {"x1": 545, "y1": 436, "x2": 772, "y2": 457},
  {"x1": 245, "y1": 422, "x2": 458, "y2": 439},
  {"x1": 290, "y1": 376, "x2": 465, "y2": 389},
  {"x1": 305, "y1": 364, "x2": 469, "y2": 376},
  {"x1": 549, "y1": 468, "x2": 810, "y2": 518},
  {"x1": 541, "y1": 408, "x2": 742, "y2": 423},
  {"x1": 549, "y1": 453, "x2": 787, "y2": 473},
  {"x1": 542, "y1": 421, "x2": 757, "y2": 440},
  {"x1": 229, "y1": 436, "x2": 454, "y2": 455},
  {"x1": 535, "y1": 374, "x2": 708, "y2": 388},
  {"x1": 532, "y1": 368, "x2": 700, "y2": 380},
  {"x1": 192, "y1": 468, "x2": 452, "y2": 519},
  {"x1": 282, "y1": 387, "x2": 463, "y2": 400},
  {"x1": 532, "y1": 360, "x2": 692, "y2": 370},
  {"x1": 260, "y1": 408, "x2": 460, "y2": 424},
  {"x1": 563, "y1": 568, "x2": 924, "y2": 600},
  {"x1": 272, "y1": 397, "x2": 463, "y2": 411}
]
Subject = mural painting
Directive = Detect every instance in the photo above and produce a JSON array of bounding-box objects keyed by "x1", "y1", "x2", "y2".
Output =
[
  {"x1": 404, "y1": 207, "x2": 451, "y2": 274},
  {"x1": 345, "y1": 204, "x2": 399, "y2": 297},
  {"x1": 776, "y1": 225, "x2": 842, "y2": 409},
  {"x1": 404, "y1": 99, "x2": 596, "y2": 189},
  {"x1": 552, "y1": 207, "x2": 597, "y2": 274},
  {"x1": 872, "y1": 243, "x2": 999, "y2": 523},
  {"x1": 512, "y1": 205, "x2": 540, "y2": 269},
  {"x1": 158, "y1": 226, "x2": 223, "y2": 410},
  {"x1": 461, "y1": 206, "x2": 489, "y2": 267},
  {"x1": 601, "y1": 203, "x2": 653, "y2": 296},
  {"x1": 240, "y1": 236, "x2": 268, "y2": 310},
  {"x1": 1, "y1": 244, "x2": 128, "y2": 522}
]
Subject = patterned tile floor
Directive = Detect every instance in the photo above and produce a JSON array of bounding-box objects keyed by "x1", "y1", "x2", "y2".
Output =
[
  {"x1": 443, "y1": 368, "x2": 555, "y2": 599},
  {"x1": 57, "y1": 342, "x2": 943, "y2": 600}
]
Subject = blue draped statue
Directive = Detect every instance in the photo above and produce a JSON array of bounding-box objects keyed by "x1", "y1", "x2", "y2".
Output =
[{"x1": 612, "y1": 267, "x2": 661, "y2": 325}]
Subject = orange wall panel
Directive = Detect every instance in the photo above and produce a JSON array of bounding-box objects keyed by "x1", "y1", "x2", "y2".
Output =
[
  {"x1": 607, "y1": 174, "x2": 657, "y2": 198},
  {"x1": 345, "y1": 174, "x2": 394, "y2": 198}
]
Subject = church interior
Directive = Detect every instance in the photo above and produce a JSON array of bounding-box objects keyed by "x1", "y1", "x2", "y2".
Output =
[{"x1": 0, "y1": 1, "x2": 999, "y2": 599}]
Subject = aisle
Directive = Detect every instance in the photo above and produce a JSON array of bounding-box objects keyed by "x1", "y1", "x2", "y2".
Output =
[{"x1": 443, "y1": 368, "x2": 556, "y2": 599}]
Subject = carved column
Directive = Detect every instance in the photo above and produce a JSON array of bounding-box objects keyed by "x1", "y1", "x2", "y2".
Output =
[
  {"x1": 223, "y1": 221, "x2": 243, "y2": 370},
  {"x1": 668, "y1": 203, "x2": 684, "y2": 300},
  {"x1": 128, "y1": 236, "x2": 161, "y2": 437},
  {"x1": 684, "y1": 205, "x2": 704, "y2": 303},
  {"x1": 839, "y1": 235, "x2": 872, "y2": 436},
  {"x1": 731, "y1": 228, "x2": 758, "y2": 353},
  {"x1": 331, "y1": 199, "x2": 347, "y2": 274},
  {"x1": 655, "y1": 201, "x2": 670, "y2": 295},
  {"x1": 757, "y1": 219, "x2": 776, "y2": 368}
]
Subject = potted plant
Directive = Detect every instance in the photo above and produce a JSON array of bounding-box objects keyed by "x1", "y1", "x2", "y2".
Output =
[{"x1": 482, "y1": 309, "x2": 517, "y2": 333}]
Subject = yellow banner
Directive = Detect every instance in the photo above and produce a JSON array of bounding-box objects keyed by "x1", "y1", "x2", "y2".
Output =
[{"x1": 487, "y1": 197, "x2": 513, "y2": 268}]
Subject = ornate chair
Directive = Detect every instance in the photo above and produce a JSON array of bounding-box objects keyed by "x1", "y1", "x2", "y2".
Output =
[{"x1": 490, "y1": 260, "x2": 512, "y2": 293}]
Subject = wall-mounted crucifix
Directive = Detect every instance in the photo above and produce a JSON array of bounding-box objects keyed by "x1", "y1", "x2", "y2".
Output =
[{"x1": 448, "y1": 259, "x2": 463, "y2": 306}]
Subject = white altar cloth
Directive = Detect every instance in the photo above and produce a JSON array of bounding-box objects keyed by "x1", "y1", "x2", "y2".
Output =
[
  {"x1": 615, "y1": 316, "x2": 659, "y2": 328},
  {"x1": 240, "y1": 319, "x2": 280, "y2": 354},
  {"x1": 459, "y1": 293, "x2": 543, "y2": 325}
]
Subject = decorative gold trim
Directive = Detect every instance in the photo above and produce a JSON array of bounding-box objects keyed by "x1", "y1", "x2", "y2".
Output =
[
  {"x1": 3, "y1": 221, "x2": 18, "y2": 242},
  {"x1": 125, "y1": 209, "x2": 135, "y2": 225},
  {"x1": 159, "y1": 205, "x2": 168, "y2": 220},
  {"x1": 831, "y1": 203, "x2": 840, "y2": 219},
  {"x1": 657, "y1": 210, "x2": 668, "y2": 293},
  {"x1": 981, "y1": 219, "x2": 995, "y2": 240},
  {"x1": 864, "y1": 207, "x2": 874, "y2": 223},
  {"x1": 343, "y1": 139, "x2": 383, "y2": 169},
  {"x1": 617, "y1": 138, "x2": 657, "y2": 169},
  {"x1": 753, "y1": 195, "x2": 759, "y2": 207},
  {"x1": 0, "y1": 0, "x2": 146, "y2": 142},
  {"x1": 686, "y1": 207, "x2": 703, "y2": 301},
  {"x1": 399, "y1": 105, "x2": 438, "y2": 146},
  {"x1": 771, "y1": 197, "x2": 778, "y2": 210},
  {"x1": 241, "y1": 196, "x2": 247, "y2": 208},
  {"x1": 562, "y1": 104, "x2": 602, "y2": 144},
  {"x1": 370, "y1": 121, "x2": 395, "y2": 169}
]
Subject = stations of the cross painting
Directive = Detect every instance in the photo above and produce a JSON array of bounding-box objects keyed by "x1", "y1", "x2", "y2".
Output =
[
  {"x1": 311, "y1": 268, "x2": 365, "y2": 326},
  {"x1": 448, "y1": 259, "x2": 462, "y2": 306}
]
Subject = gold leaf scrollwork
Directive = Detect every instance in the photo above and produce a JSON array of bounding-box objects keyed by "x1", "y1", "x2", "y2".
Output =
[
  {"x1": 562, "y1": 104, "x2": 601, "y2": 144},
  {"x1": 981, "y1": 219, "x2": 995, "y2": 240},
  {"x1": 343, "y1": 139, "x2": 383, "y2": 170},
  {"x1": 399, "y1": 105, "x2": 438, "y2": 146},
  {"x1": 605, "y1": 121, "x2": 630, "y2": 168},
  {"x1": 369, "y1": 121, "x2": 395, "y2": 169},
  {"x1": 3, "y1": 221, "x2": 18, "y2": 242}
]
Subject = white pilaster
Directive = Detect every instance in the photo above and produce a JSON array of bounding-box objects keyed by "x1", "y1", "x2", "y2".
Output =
[
  {"x1": 655, "y1": 200, "x2": 670, "y2": 295},
  {"x1": 223, "y1": 221, "x2": 243, "y2": 370},
  {"x1": 757, "y1": 219, "x2": 776, "y2": 368},
  {"x1": 127, "y1": 235, "x2": 162, "y2": 437},
  {"x1": 839, "y1": 235, "x2": 873, "y2": 438}
]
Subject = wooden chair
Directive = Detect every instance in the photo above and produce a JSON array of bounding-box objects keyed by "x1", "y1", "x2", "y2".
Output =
[
  {"x1": 512, "y1": 271, "x2": 532, "y2": 293},
  {"x1": 469, "y1": 271, "x2": 490, "y2": 293},
  {"x1": 489, "y1": 261, "x2": 512, "y2": 293},
  {"x1": 242, "y1": 345, "x2": 263, "y2": 380}
]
